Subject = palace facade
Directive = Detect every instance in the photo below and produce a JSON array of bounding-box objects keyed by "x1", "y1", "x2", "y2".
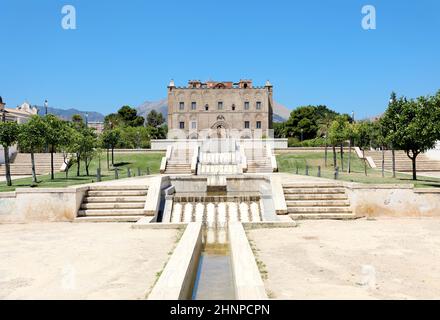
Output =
[{"x1": 167, "y1": 79, "x2": 273, "y2": 139}]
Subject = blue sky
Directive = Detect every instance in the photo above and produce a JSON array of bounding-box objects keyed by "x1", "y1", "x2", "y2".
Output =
[{"x1": 1, "y1": 0, "x2": 439, "y2": 119}]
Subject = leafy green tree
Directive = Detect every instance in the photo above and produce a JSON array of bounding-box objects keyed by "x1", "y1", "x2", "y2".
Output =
[
  {"x1": 284, "y1": 106, "x2": 319, "y2": 140},
  {"x1": 382, "y1": 92, "x2": 440, "y2": 180},
  {"x1": 58, "y1": 123, "x2": 78, "y2": 179},
  {"x1": 273, "y1": 122, "x2": 286, "y2": 138},
  {"x1": 18, "y1": 116, "x2": 47, "y2": 184},
  {"x1": 381, "y1": 92, "x2": 398, "y2": 177},
  {"x1": 146, "y1": 110, "x2": 165, "y2": 127},
  {"x1": 317, "y1": 113, "x2": 337, "y2": 167},
  {"x1": 328, "y1": 115, "x2": 349, "y2": 169},
  {"x1": 72, "y1": 114, "x2": 83, "y2": 124},
  {"x1": 104, "y1": 113, "x2": 121, "y2": 129},
  {"x1": 80, "y1": 127, "x2": 98, "y2": 176},
  {"x1": 0, "y1": 121, "x2": 20, "y2": 186},
  {"x1": 284, "y1": 105, "x2": 339, "y2": 142},
  {"x1": 345, "y1": 122, "x2": 359, "y2": 173},
  {"x1": 117, "y1": 105, "x2": 145, "y2": 127},
  {"x1": 356, "y1": 121, "x2": 373, "y2": 176},
  {"x1": 101, "y1": 129, "x2": 121, "y2": 166},
  {"x1": 43, "y1": 115, "x2": 65, "y2": 180}
]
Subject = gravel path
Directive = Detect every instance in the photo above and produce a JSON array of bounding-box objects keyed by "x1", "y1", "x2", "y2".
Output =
[
  {"x1": 247, "y1": 218, "x2": 440, "y2": 299},
  {"x1": 0, "y1": 223, "x2": 178, "y2": 299}
]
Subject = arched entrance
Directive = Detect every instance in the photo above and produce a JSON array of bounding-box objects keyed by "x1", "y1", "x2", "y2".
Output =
[{"x1": 210, "y1": 120, "x2": 229, "y2": 139}]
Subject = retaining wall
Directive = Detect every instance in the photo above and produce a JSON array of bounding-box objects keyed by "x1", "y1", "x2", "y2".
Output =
[{"x1": 346, "y1": 184, "x2": 440, "y2": 217}]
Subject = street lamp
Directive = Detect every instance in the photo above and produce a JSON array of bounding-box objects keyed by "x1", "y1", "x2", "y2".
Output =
[
  {"x1": 44, "y1": 100, "x2": 48, "y2": 115},
  {"x1": 85, "y1": 113, "x2": 89, "y2": 127},
  {"x1": 300, "y1": 128, "x2": 304, "y2": 142}
]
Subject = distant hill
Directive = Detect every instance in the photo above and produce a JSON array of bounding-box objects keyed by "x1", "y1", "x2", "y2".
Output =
[
  {"x1": 136, "y1": 99, "x2": 290, "y2": 122},
  {"x1": 136, "y1": 98, "x2": 168, "y2": 120},
  {"x1": 34, "y1": 106, "x2": 105, "y2": 122}
]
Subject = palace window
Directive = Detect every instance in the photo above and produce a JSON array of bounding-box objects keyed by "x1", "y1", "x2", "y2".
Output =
[
  {"x1": 256, "y1": 121, "x2": 262, "y2": 129},
  {"x1": 244, "y1": 121, "x2": 250, "y2": 129},
  {"x1": 179, "y1": 121, "x2": 185, "y2": 129},
  {"x1": 191, "y1": 102, "x2": 197, "y2": 110},
  {"x1": 256, "y1": 101, "x2": 262, "y2": 110},
  {"x1": 205, "y1": 104, "x2": 209, "y2": 111},
  {"x1": 232, "y1": 104, "x2": 236, "y2": 111},
  {"x1": 244, "y1": 101, "x2": 249, "y2": 110},
  {"x1": 179, "y1": 102, "x2": 185, "y2": 110},
  {"x1": 191, "y1": 121, "x2": 197, "y2": 129},
  {"x1": 218, "y1": 101, "x2": 223, "y2": 110}
]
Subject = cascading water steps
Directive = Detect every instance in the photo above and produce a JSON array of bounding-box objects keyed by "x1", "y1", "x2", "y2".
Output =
[{"x1": 169, "y1": 196, "x2": 263, "y2": 246}]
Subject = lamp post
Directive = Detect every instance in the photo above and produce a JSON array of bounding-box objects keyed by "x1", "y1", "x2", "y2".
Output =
[
  {"x1": 44, "y1": 100, "x2": 48, "y2": 115},
  {"x1": 85, "y1": 112, "x2": 89, "y2": 127},
  {"x1": 300, "y1": 128, "x2": 304, "y2": 142}
]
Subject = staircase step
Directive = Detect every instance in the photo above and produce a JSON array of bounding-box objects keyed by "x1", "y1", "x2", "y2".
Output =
[
  {"x1": 74, "y1": 216, "x2": 143, "y2": 223},
  {"x1": 78, "y1": 209, "x2": 146, "y2": 216},
  {"x1": 286, "y1": 200, "x2": 350, "y2": 207},
  {"x1": 283, "y1": 183, "x2": 343, "y2": 188},
  {"x1": 84, "y1": 196, "x2": 147, "y2": 203},
  {"x1": 285, "y1": 194, "x2": 348, "y2": 200},
  {"x1": 88, "y1": 185, "x2": 148, "y2": 191},
  {"x1": 87, "y1": 190, "x2": 148, "y2": 197},
  {"x1": 289, "y1": 213, "x2": 356, "y2": 220},
  {"x1": 80, "y1": 203, "x2": 145, "y2": 210},
  {"x1": 283, "y1": 188, "x2": 346, "y2": 194},
  {"x1": 287, "y1": 207, "x2": 352, "y2": 213}
]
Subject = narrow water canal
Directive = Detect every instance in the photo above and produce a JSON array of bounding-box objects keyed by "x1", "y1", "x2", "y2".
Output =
[{"x1": 191, "y1": 230, "x2": 235, "y2": 300}]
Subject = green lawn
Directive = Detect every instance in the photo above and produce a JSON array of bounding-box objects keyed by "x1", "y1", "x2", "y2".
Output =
[
  {"x1": 277, "y1": 151, "x2": 440, "y2": 188},
  {"x1": 0, "y1": 152, "x2": 164, "y2": 192}
]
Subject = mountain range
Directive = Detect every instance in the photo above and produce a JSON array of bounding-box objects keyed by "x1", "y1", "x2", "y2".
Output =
[{"x1": 38, "y1": 99, "x2": 291, "y2": 123}]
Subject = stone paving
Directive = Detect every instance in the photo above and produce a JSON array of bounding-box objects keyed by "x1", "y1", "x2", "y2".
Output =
[{"x1": 0, "y1": 223, "x2": 178, "y2": 299}]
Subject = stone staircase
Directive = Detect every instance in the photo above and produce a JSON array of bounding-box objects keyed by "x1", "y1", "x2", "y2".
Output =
[
  {"x1": 0, "y1": 153, "x2": 65, "y2": 175},
  {"x1": 165, "y1": 148, "x2": 193, "y2": 174},
  {"x1": 282, "y1": 183, "x2": 355, "y2": 220},
  {"x1": 75, "y1": 185, "x2": 148, "y2": 222},
  {"x1": 365, "y1": 150, "x2": 440, "y2": 172},
  {"x1": 245, "y1": 148, "x2": 273, "y2": 173}
]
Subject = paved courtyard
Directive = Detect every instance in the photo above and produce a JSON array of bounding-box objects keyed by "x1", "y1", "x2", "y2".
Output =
[
  {"x1": 247, "y1": 218, "x2": 440, "y2": 300},
  {"x1": 0, "y1": 223, "x2": 179, "y2": 299}
]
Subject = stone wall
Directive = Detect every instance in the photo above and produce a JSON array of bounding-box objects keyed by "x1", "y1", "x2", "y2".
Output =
[
  {"x1": 346, "y1": 184, "x2": 440, "y2": 217},
  {"x1": 0, "y1": 187, "x2": 87, "y2": 223}
]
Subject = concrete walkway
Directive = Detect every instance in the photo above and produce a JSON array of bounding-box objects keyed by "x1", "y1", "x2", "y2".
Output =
[
  {"x1": 0, "y1": 175, "x2": 32, "y2": 182},
  {"x1": 247, "y1": 218, "x2": 440, "y2": 299},
  {"x1": 0, "y1": 223, "x2": 179, "y2": 299}
]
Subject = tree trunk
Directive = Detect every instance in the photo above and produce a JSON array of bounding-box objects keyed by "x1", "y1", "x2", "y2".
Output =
[
  {"x1": 65, "y1": 167, "x2": 69, "y2": 179},
  {"x1": 4, "y1": 146, "x2": 12, "y2": 187},
  {"x1": 85, "y1": 157, "x2": 89, "y2": 176},
  {"x1": 111, "y1": 147, "x2": 115, "y2": 166},
  {"x1": 31, "y1": 151, "x2": 37, "y2": 184},
  {"x1": 381, "y1": 147, "x2": 385, "y2": 178},
  {"x1": 76, "y1": 153, "x2": 80, "y2": 176},
  {"x1": 347, "y1": 140, "x2": 352, "y2": 173},
  {"x1": 106, "y1": 148, "x2": 109, "y2": 170},
  {"x1": 411, "y1": 153, "x2": 418, "y2": 181},
  {"x1": 340, "y1": 144, "x2": 344, "y2": 171},
  {"x1": 363, "y1": 149, "x2": 367, "y2": 176},
  {"x1": 50, "y1": 146, "x2": 54, "y2": 180},
  {"x1": 332, "y1": 145, "x2": 337, "y2": 167},
  {"x1": 392, "y1": 147, "x2": 396, "y2": 178},
  {"x1": 324, "y1": 141, "x2": 328, "y2": 168}
]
